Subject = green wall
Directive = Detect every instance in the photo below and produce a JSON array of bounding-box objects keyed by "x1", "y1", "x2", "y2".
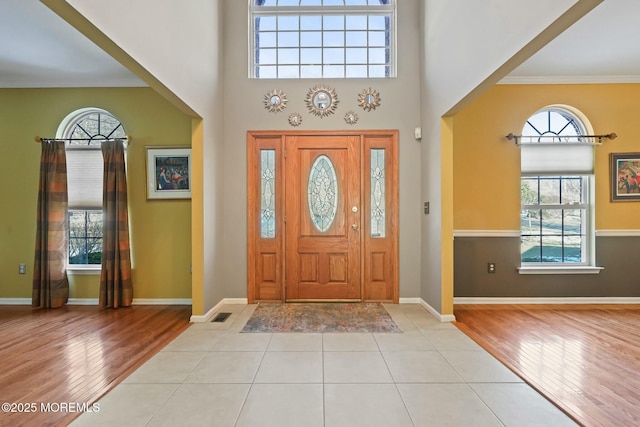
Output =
[{"x1": 0, "y1": 88, "x2": 192, "y2": 300}]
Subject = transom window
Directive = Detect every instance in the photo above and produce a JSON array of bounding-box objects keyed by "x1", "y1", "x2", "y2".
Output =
[
  {"x1": 250, "y1": 0, "x2": 395, "y2": 79},
  {"x1": 520, "y1": 107, "x2": 593, "y2": 265},
  {"x1": 60, "y1": 108, "x2": 126, "y2": 267}
]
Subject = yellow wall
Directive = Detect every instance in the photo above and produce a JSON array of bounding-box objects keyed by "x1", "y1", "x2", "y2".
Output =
[
  {"x1": 0, "y1": 88, "x2": 192, "y2": 300},
  {"x1": 454, "y1": 84, "x2": 640, "y2": 231},
  {"x1": 441, "y1": 117, "x2": 455, "y2": 315}
]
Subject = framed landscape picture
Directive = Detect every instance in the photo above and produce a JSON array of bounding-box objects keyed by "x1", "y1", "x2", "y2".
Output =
[
  {"x1": 146, "y1": 146, "x2": 192, "y2": 200},
  {"x1": 610, "y1": 152, "x2": 640, "y2": 201}
]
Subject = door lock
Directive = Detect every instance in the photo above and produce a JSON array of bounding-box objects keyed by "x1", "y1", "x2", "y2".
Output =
[
  {"x1": 352, "y1": 206, "x2": 358, "y2": 213},
  {"x1": 351, "y1": 224, "x2": 359, "y2": 231}
]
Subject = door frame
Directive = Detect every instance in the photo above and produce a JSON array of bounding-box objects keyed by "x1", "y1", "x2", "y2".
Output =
[{"x1": 247, "y1": 130, "x2": 398, "y2": 303}]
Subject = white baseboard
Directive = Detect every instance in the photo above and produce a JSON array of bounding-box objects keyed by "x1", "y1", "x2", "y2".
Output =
[
  {"x1": 0, "y1": 298, "x2": 192, "y2": 306},
  {"x1": 399, "y1": 297, "x2": 422, "y2": 304},
  {"x1": 190, "y1": 298, "x2": 248, "y2": 323},
  {"x1": 400, "y1": 297, "x2": 456, "y2": 322},
  {"x1": 69, "y1": 298, "x2": 99, "y2": 305},
  {"x1": 455, "y1": 297, "x2": 640, "y2": 304},
  {"x1": 220, "y1": 298, "x2": 249, "y2": 305},
  {"x1": 0, "y1": 298, "x2": 31, "y2": 305},
  {"x1": 132, "y1": 298, "x2": 192, "y2": 305}
]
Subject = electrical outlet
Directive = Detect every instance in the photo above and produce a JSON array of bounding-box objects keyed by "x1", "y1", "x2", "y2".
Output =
[
  {"x1": 487, "y1": 262, "x2": 496, "y2": 273},
  {"x1": 19, "y1": 263, "x2": 26, "y2": 274}
]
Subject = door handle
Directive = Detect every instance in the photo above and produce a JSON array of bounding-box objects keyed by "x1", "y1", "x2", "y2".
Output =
[{"x1": 351, "y1": 224, "x2": 359, "y2": 231}]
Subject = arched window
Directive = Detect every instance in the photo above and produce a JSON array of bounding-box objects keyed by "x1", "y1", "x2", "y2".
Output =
[
  {"x1": 520, "y1": 106, "x2": 594, "y2": 266},
  {"x1": 58, "y1": 108, "x2": 126, "y2": 267}
]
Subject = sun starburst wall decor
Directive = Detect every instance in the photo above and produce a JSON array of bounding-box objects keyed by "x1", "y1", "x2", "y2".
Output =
[
  {"x1": 305, "y1": 85, "x2": 339, "y2": 118},
  {"x1": 358, "y1": 87, "x2": 381, "y2": 112}
]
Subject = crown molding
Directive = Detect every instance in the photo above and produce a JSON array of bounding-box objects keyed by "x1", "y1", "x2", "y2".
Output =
[{"x1": 499, "y1": 75, "x2": 640, "y2": 85}]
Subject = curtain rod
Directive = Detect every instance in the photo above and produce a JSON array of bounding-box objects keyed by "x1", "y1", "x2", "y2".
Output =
[
  {"x1": 34, "y1": 136, "x2": 132, "y2": 143},
  {"x1": 505, "y1": 132, "x2": 616, "y2": 145}
]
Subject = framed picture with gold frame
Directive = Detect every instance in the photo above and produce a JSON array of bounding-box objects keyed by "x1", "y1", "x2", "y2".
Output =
[
  {"x1": 610, "y1": 152, "x2": 640, "y2": 201},
  {"x1": 146, "y1": 146, "x2": 192, "y2": 200}
]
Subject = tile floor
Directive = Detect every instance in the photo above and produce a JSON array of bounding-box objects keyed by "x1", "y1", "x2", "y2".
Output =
[{"x1": 71, "y1": 304, "x2": 577, "y2": 427}]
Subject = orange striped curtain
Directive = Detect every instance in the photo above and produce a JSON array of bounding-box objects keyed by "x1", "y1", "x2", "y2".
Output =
[
  {"x1": 100, "y1": 140, "x2": 133, "y2": 308},
  {"x1": 32, "y1": 140, "x2": 69, "y2": 308}
]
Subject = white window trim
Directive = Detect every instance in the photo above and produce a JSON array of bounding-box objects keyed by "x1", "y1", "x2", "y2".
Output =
[
  {"x1": 67, "y1": 265, "x2": 101, "y2": 275},
  {"x1": 518, "y1": 266, "x2": 603, "y2": 275},
  {"x1": 249, "y1": 1, "x2": 397, "y2": 79}
]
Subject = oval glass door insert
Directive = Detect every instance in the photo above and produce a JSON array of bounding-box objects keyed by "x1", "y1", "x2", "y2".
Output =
[{"x1": 308, "y1": 154, "x2": 338, "y2": 232}]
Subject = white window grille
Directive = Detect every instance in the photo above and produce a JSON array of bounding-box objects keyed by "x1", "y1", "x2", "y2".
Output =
[{"x1": 250, "y1": 0, "x2": 395, "y2": 79}]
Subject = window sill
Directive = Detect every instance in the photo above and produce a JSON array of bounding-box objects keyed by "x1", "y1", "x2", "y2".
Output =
[
  {"x1": 517, "y1": 266, "x2": 604, "y2": 275},
  {"x1": 67, "y1": 266, "x2": 101, "y2": 275}
]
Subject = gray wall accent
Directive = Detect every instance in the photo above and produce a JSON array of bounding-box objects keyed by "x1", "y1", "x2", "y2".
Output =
[
  {"x1": 221, "y1": 0, "x2": 423, "y2": 299},
  {"x1": 454, "y1": 236, "x2": 640, "y2": 297}
]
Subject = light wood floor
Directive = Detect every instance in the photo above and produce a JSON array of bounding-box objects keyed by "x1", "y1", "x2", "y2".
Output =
[
  {"x1": 454, "y1": 304, "x2": 640, "y2": 427},
  {"x1": 0, "y1": 305, "x2": 191, "y2": 427}
]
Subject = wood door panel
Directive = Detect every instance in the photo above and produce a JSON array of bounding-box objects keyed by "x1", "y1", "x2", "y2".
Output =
[
  {"x1": 259, "y1": 253, "x2": 277, "y2": 282},
  {"x1": 370, "y1": 252, "x2": 385, "y2": 282},
  {"x1": 299, "y1": 254, "x2": 319, "y2": 282},
  {"x1": 298, "y1": 284, "x2": 358, "y2": 300},
  {"x1": 298, "y1": 253, "x2": 349, "y2": 285},
  {"x1": 328, "y1": 253, "x2": 348, "y2": 282},
  {"x1": 297, "y1": 237, "x2": 349, "y2": 252},
  {"x1": 286, "y1": 135, "x2": 361, "y2": 300}
]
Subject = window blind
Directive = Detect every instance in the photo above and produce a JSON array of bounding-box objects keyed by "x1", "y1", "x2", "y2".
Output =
[
  {"x1": 521, "y1": 143, "x2": 594, "y2": 175},
  {"x1": 66, "y1": 147, "x2": 103, "y2": 209}
]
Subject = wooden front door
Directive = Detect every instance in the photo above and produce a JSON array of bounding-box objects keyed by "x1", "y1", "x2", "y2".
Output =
[
  {"x1": 284, "y1": 135, "x2": 361, "y2": 300},
  {"x1": 247, "y1": 130, "x2": 398, "y2": 304}
]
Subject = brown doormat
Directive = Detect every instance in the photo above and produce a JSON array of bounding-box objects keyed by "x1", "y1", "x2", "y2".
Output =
[{"x1": 241, "y1": 303, "x2": 402, "y2": 333}]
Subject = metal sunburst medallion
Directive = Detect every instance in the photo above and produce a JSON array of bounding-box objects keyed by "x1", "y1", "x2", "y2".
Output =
[
  {"x1": 263, "y1": 89, "x2": 287, "y2": 113},
  {"x1": 305, "y1": 85, "x2": 339, "y2": 118},
  {"x1": 358, "y1": 87, "x2": 381, "y2": 111}
]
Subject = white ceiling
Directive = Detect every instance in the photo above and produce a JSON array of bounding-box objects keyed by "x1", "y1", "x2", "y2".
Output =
[
  {"x1": 503, "y1": 0, "x2": 640, "y2": 84},
  {"x1": 0, "y1": 0, "x2": 145, "y2": 88},
  {"x1": 1, "y1": 1, "x2": 639, "y2": 88}
]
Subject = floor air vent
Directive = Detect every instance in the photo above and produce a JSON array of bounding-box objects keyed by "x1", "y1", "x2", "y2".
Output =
[{"x1": 212, "y1": 312, "x2": 232, "y2": 323}]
